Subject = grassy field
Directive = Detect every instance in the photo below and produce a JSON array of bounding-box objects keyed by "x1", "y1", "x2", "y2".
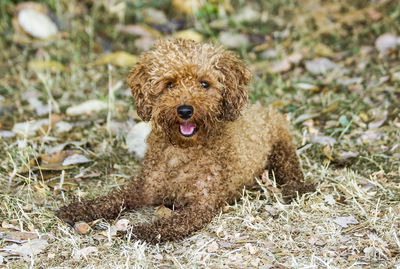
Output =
[{"x1": 0, "y1": 0, "x2": 399, "y2": 267}]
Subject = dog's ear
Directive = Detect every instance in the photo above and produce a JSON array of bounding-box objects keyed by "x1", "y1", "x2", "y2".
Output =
[
  {"x1": 218, "y1": 51, "x2": 252, "y2": 121},
  {"x1": 127, "y1": 63, "x2": 152, "y2": 121}
]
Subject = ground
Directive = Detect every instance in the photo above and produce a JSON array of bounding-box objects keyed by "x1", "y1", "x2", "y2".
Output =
[{"x1": 0, "y1": 0, "x2": 399, "y2": 268}]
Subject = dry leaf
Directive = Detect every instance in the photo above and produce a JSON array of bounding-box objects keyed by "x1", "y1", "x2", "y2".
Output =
[
  {"x1": 54, "y1": 121, "x2": 72, "y2": 133},
  {"x1": 287, "y1": 52, "x2": 303, "y2": 64},
  {"x1": 2, "y1": 220, "x2": 20, "y2": 231},
  {"x1": 375, "y1": 33, "x2": 400, "y2": 55},
  {"x1": 1, "y1": 239, "x2": 48, "y2": 261},
  {"x1": 269, "y1": 59, "x2": 291, "y2": 73},
  {"x1": 305, "y1": 58, "x2": 337, "y2": 75},
  {"x1": 333, "y1": 215, "x2": 359, "y2": 228},
  {"x1": 174, "y1": 30, "x2": 203, "y2": 42},
  {"x1": 219, "y1": 32, "x2": 249, "y2": 49},
  {"x1": 114, "y1": 219, "x2": 130, "y2": 232},
  {"x1": 66, "y1": 99, "x2": 108, "y2": 116},
  {"x1": 17, "y1": 9, "x2": 57, "y2": 39},
  {"x1": 28, "y1": 60, "x2": 65, "y2": 73},
  {"x1": 308, "y1": 235, "x2": 326, "y2": 246},
  {"x1": 339, "y1": 151, "x2": 358, "y2": 160},
  {"x1": 31, "y1": 150, "x2": 89, "y2": 170},
  {"x1": 72, "y1": 246, "x2": 98, "y2": 261},
  {"x1": 172, "y1": 0, "x2": 201, "y2": 15},
  {"x1": 207, "y1": 241, "x2": 219, "y2": 253},
  {"x1": 296, "y1": 83, "x2": 319, "y2": 91},
  {"x1": 142, "y1": 8, "x2": 168, "y2": 25},
  {"x1": 92, "y1": 51, "x2": 138, "y2": 67},
  {"x1": 12, "y1": 119, "x2": 48, "y2": 136},
  {"x1": 62, "y1": 154, "x2": 90, "y2": 166},
  {"x1": 1, "y1": 231, "x2": 38, "y2": 243},
  {"x1": 308, "y1": 134, "x2": 336, "y2": 146},
  {"x1": 134, "y1": 36, "x2": 157, "y2": 52},
  {"x1": 324, "y1": 195, "x2": 336, "y2": 206},
  {"x1": 116, "y1": 24, "x2": 160, "y2": 37}
]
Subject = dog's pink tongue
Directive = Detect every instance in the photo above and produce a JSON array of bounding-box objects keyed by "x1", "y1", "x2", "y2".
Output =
[{"x1": 180, "y1": 122, "x2": 196, "y2": 136}]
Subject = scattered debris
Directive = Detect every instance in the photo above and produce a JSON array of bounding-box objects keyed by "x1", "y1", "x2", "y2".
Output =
[
  {"x1": 66, "y1": 100, "x2": 108, "y2": 116},
  {"x1": 333, "y1": 215, "x2": 359, "y2": 228},
  {"x1": 305, "y1": 57, "x2": 337, "y2": 75}
]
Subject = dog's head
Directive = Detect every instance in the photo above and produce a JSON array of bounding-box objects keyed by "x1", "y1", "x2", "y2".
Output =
[{"x1": 127, "y1": 38, "x2": 252, "y2": 146}]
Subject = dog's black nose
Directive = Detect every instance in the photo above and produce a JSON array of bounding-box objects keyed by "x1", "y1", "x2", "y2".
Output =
[{"x1": 177, "y1": 105, "x2": 194, "y2": 120}]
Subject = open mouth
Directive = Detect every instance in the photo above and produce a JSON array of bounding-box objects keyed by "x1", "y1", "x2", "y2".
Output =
[{"x1": 179, "y1": 122, "x2": 198, "y2": 137}]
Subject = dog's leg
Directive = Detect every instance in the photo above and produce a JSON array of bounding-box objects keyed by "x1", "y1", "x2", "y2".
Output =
[
  {"x1": 267, "y1": 139, "x2": 315, "y2": 201},
  {"x1": 56, "y1": 178, "x2": 156, "y2": 224},
  {"x1": 130, "y1": 198, "x2": 223, "y2": 243}
]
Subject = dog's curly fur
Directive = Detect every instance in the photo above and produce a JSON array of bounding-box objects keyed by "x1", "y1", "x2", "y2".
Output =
[{"x1": 57, "y1": 39, "x2": 315, "y2": 243}]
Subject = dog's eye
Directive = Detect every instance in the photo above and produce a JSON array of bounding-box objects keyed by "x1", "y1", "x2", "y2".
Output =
[
  {"x1": 200, "y1": 81, "x2": 210, "y2": 90},
  {"x1": 166, "y1": 82, "x2": 173, "y2": 89}
]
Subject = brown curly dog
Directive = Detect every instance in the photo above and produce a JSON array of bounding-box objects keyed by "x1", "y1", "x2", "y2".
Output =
[{"x1": 57, "y1": 38, "x2": 315, "y2": 243}]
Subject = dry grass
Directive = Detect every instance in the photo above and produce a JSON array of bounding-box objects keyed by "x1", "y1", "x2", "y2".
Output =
[{"x1": 0, "y1": 0, "x2": 399, "y2": 268}]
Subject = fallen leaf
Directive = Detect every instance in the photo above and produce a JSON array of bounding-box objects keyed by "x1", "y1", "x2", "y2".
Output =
[
  {"x1": 264, "y1": 205, "x2": 278, "y2": 217},
  {"x1": 2, "y1": 220, "x2": 20, "y2": 231},
  {"x1": 0, "y1": 231, "x2": 38, "y2": 243},
  {"x1": 72, "y1": 246, "x2": 98, "y2": 261},
  {"x1": 27, "y1": 97, "x2": 51, "y2": 116},
  {"x1": 114, "y1": 219, "x2": 130, "y2": 232},
  {"x1": 287, "y1": 52, "x2": 303, "y2": 64},
  {"x1": 12, "y1": 119, "x2": 48, "y2": 136},
  {"x1": 92, "y1": 51, "x2": 137, "y2": 67},
  {"x1": 174, "y1": 29, "x2": 203, "y2": 42},
  {"x1": 172, "y1": 0, "x2": 201, "y2": 15},
  {"x1": 66, "y1": 99, "x2": 108, "y2": 116},
  {"x1": 142, "y1": 8, "x2": 168, "y2": 25},
  {"x1": 360, "y1": 131, "x2": 386, "y2": 144},
  {"x1": 296, "y1": 83, "x2": 319, "y2": 91},
  {"x1": 333, "y1": 215, "x2": 359, "y2": 228},
  {"x1": 30, "y1": 150, "x2": 89, "y2": 170},
  {"x1": 308, "y1": 235, "x2": 326, "y2": 246},
  {"x1": 305, "y1": 57, "x2": 337, "y2": 75},
  {"x1": 339, "y1": 151, "x2": 358, "y2": 160},
  {"x1": 324, "y1": 195, "x2": 336, "y2": 206},
  {"x1": 314, "y1": 43, "x2": 334, "y2": 57},
  {"x1": 1, "y1": 239, "x2": 48, "y2": 262},
  {"x1": 219, "y1": 32, "x2": 249, "y2": 49},
  {"x1": 134, "y1": 36, "x2": 157, "y2": 52},
  {"x1": 368, "y1": 113, "x2": 387, "y2": 129},
  {"x1": 126, "y1": 122, "x2": 152, "y2": 160},
  {"x1": 269, "y1": 59, "x2": 291, "y2": 73},
  {"x1": 54, "y1": 121, "x2": 72, "y2": 133},
  {"x1": 308, "y1": 134, "x2": 336, "y2": 146},
  {"x1": 17, "y1": 9, "x2": 57, "y2": 39},
  {"x1": 62, "y1": 154, "x2": 90, "y2": 166},
  {"x1": 207, "y1": 241, "x2": 219, "y2": 253},
  {"x1": 375, "y1": 33, "x2": 400, "y2": 55},
  {"x1": 116, "y1": 24, "x2": 160, "y2": 37},
  {"x1": 28, "y1": 60, "x2": 65, "y2": 73},
  {"x1": 233, "y1": 6, "x2": 260, "y2": 23}
]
